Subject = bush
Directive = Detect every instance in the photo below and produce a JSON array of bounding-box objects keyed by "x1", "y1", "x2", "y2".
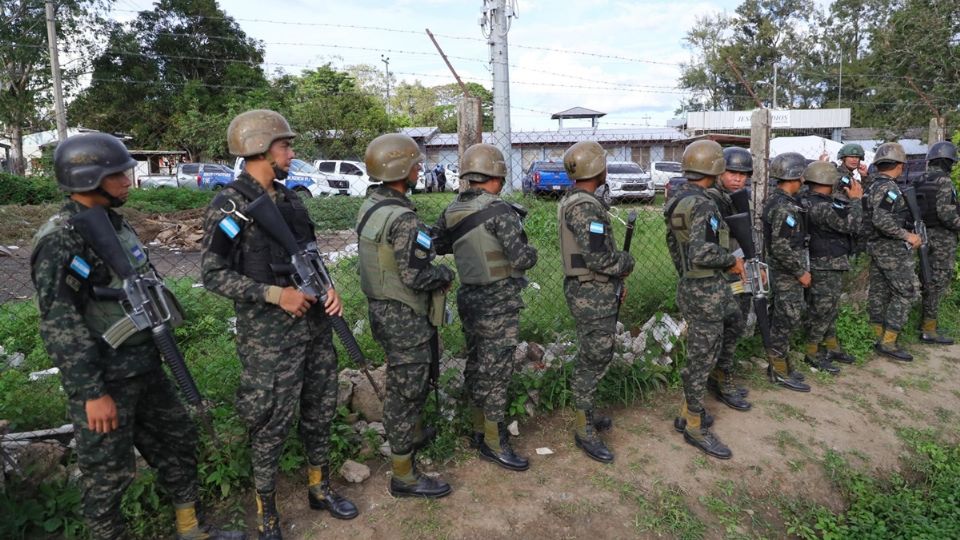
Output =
[
  {"x1": 125, "y1": 188, "x2": 215, "y2": 213},
  {"x1": 0, "y1": 173, "x2": 61, "y2": 205}
]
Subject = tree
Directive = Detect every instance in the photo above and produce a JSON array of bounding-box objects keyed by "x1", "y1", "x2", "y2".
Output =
[
  {"x1": 70, "y1": 0, "x2": 266, "y2": 160},
  {"x1": 412, "y1": 82, "x2": 493, "y2": 132},
  {"x1": 0, "y1": 0, "x2": 106, "y2": 174}
]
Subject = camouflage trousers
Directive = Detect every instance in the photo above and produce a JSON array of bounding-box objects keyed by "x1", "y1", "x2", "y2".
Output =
[
  {"x1": 564, "y1": 278, "x2": 619, "y2": 410},
  {"x1": 235, "y1": 322, "x2": 338, "y2": 493},
  {"x1": 921, "y1": 228, "x2": 958, "y2": 320},
  {"x1": 804, "y1": 269, "x2": 844, "y2": 344},
  {"x1": 369, "y1": 299, "x2": 435, "y2": 455},
  {"x1": 678, "y1": 274, "x2": 738, "y2": 412},
  {"x1": 770, "y1": 270, "x2": 805, "y2": 354},
  {"x1": 867, "y1": 241, "x2": 919, "y2": 331},
  {"x1": 459, "y1": 305, "x2": 521, "y2": 422},
  {"x1": 715, "y1": 290, "x2": 749, "y2": 374},
  {"x1": 67, "y1": 370, "x2": 198, "y2": 540}
]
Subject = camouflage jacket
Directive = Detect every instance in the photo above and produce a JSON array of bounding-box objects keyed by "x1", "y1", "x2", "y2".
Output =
[
  {"x1": 434, "y1": 189, "x2": 537, "y2": 313},
  {"x1": 200, "y1": 173, "x2": 328, "y2": 346},
  {"x1": 561, "y1": 188, "x2": 635, "y2": 279},
  {"x1": 31, "y1": 200, "x2": 161, "y2": 400},
  {"x1": 801, "y1": 191, "x2": 862, "y2": 271},
  {"x1": 665, "y1": 182, "x2": 737, "y2": 277},
  {"x1": 762, "y1": 187, "x2": 807, "y2": 277},
  {"x1": 866, "y1": 174, "x2": 911, "y2": 244}
]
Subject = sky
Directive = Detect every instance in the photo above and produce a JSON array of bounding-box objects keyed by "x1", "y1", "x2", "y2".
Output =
[{"x1": 111, "y1": 0, "x2": 748, "y2": 131}]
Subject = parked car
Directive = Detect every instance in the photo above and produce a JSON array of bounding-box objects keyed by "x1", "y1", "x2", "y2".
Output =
[
  {"x1": 232, "y1": 158, "x2": 339, "y2": 198},
  {"x1": 649, "y1": 161, "x2": 682, "y2": 191},
  {"x1": 138, "y1": 162, "x2": 233, "y2": 190},
  {"x1": 606, "y1": 161, "x2": 654, "y2": 203},
  {"x1": 313, "y1": 159, "x2": 375, "y2": 196},
  {"x1": 522, "y1": 161, "x2": 572, "y2": 195}
]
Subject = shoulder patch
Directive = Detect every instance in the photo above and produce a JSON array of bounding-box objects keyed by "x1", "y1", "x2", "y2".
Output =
[
  {"x1": 130, "y1": 245, "x2": 146, "y2": 263},
  {"x1": 709, "y1": 215, "x2": 719, "y2": 232},
  {"x1": 69, "y1": 256, "x2": 91, "y2": 279},
  {"x1": 785, "y1": 214, "x2": 797, "y2": 227},
  {"x1": 416, "y1": 230, "x2": 432, "y2": 249},
  {"x1": 218, "y1": 216, "x2": 241, "y2": 239},
  {"x1": 589, "y1": 221, "x2": 604, "y2": 234},
  {"x1": 885, "y1": 190, "x2": 899, "y2": 203}
]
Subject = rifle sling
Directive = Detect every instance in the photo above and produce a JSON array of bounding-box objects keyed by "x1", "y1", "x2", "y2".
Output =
[
  {"x1": 448, "y1": 202, "x2": 514, "y2": 244},
  {"x1": 356, "y1": 199, "x2": 407, "y2": 235}
]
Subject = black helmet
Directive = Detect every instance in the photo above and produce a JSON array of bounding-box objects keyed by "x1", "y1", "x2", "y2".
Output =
[
  {"x1": 927, "y1": 141, "x2": 958, "y2": 163},
  {"x1": 723, "y1": 147, "x2": 753, "y2": 173},
  {"x1": 769, "y1": 152, "x2": 806, "y2": 181},
  {"x1": 54, "y1": 133, "x2": 137, "y2": 193}
]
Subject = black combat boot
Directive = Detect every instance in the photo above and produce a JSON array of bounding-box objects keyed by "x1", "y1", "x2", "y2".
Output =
[
  {"x1": 679, "y1": 405, "x2": 731, "y2": 459},
  {"x1": 707, "y1": 373, "x2": 752, "y2": 411},
  {"x1": 255, "y1": 490, "x2": 282, "y2": 540},
  {"x1": 767, "y1": 355, "x2": 811, "y2": 392},
  {"x1": 307, "y1": 465, "x2": 358, "y2": 520},
  {"x1": 803, "y1": 351, "x2": 841, "y2": 375},
  {"x1": 467, "y1": 431, "x2": 484, "y2": 449},
  {"x1": 920, "y1": 319, "x2": 954, "y2": 345},
  {"x1": 673, "y1": 408, "x2": 715, "y2": 433},
  {"x1": 573, "y1": 410, "x2": 614, "y2": 463},
  {"x1": 823, "y1": 337, "x2": 856, "y2": 364},
  {"x1": 875, "y1": 329, "x2": 913, "y2": 362},
  {"x1": 388, "y1": 451, "x2": 452, "y2": 499},
  {"x1": 174, "y1": 501, "x2": 247, "y2": 540},
  {"x1": 478, "y1": 421, "x2": 530, "y2": 471},
  {"x1": 593, "y1": 414, "x2": 613, "y2": 432}
]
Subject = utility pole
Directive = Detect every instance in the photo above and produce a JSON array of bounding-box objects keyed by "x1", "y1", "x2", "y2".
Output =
[
  {"x1": 45, "y1": 0, "x2": 67, "y2": 143},
  {"x1": 837, "y1": 49, "x2": 843, "y2": 106},
  {"x1": 482, "y1": 0, "x2": 515, "y2": 188},
  {"x1": 380, "y1": 55, "x2": 391, "y2": 114},
  {"x1": 772, "y1": 63, "x2": 778, "y2": 109}
]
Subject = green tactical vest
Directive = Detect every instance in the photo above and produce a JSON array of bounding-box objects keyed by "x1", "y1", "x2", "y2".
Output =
[
  {"x1": 34, "y1": 210, "x2": 153, "y2": 346},
  {"x1": 557, "y1": 190, "x2": 609, "y2": 283},
  {"x1": 667, "y1": 193, "x2": 729, "y2": 279},
  {"x1": 356, "y1": 193, "x2": 429, "y2": 314},
  {"x1": 443, "y1": 192, "x2": 522, "y2": 285}
]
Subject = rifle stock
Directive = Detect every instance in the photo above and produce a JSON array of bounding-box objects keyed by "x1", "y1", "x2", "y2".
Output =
[
  {"x1": 243, "y1": 195, "x2": 384, "y2": 400},
  {"x1": 902, "y1": 187, "x2": 933, "y2": 288},
  {"x1": 726, "y1": 212, "x2": 772, "y2": 349}
]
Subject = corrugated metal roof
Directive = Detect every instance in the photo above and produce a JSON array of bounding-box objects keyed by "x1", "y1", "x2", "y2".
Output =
[
  {"x1": 424, "y1": 127, "x2": 684, "y2": 147},
  {"x1": 400, "y1": 126, "x2": 439, "y2": 138},
  {"x1": 551, "y1": 107, "x2": 606, "y2": 119}
]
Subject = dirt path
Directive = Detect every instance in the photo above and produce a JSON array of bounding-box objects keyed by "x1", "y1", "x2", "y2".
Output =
[{"x1": 268, "y1": 343, "x2": 960, "y2": 539}]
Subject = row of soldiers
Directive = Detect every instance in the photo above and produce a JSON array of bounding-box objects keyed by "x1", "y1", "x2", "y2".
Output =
[
  {"x1": 665, "y1": 138, "x2": 960, "y2": 459},
  {"x1": 29, "y1": 106, "x2": 958, "y2": 539}
]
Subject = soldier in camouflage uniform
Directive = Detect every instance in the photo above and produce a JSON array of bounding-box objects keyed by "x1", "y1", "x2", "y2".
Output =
[
  {"x1": 201, "y1": 110, "x2": 356, "y2": 539},
  {"x1": 798, "y1": 162, "x2": 864, "y2": 374},
  {"x1": 433, "y1": 144, "x2": 537, "y2": 471},
  {"x1": 914, "y1": 141, "x2": 960, "y2": 344},
  {"x1": 703, "y1": 147, "x2": 753, "y2": 411},
  {"x1": 356, "y1": 133, "x2": 455, "y2": 498},
  {"x1": 835, "y1": 143, "x2": 868, "y2": 196},
  {"x1": 664, "y1": 140, "x2": 744, "y2": 459},
  {"x1": 762, "y1": 152, "x2": 812, "y2": 392},
  {"x1": 558, "y1": 141, "x2": 635, "y2": 463},
  {"x1": 32, "y1": 134, "x2": 243, "y2": 540},
  {"x1": 865, "y1": 143, "x2": 922, "y2": 361}
]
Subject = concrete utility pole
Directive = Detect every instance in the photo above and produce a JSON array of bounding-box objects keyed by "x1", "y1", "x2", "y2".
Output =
[
  {"x1": 772, "y1": 63, "x2": 778, "y2": 109},
  {"x1": 482, "y1": 0, "x2": 514, "y2": 188},
  {"x1": 46, "y1": 0, "x2": 68, "y2": 143},
  {"x1": 380, "y1": 55, "x2": 391, "y2": 114},
  {"x1": 750, "y1": 109, "x2": 771, "y2": 240}
]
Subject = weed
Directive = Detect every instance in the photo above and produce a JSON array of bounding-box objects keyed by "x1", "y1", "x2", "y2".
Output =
[{"x1": 633, "y1": 484, "x2": 705, "y2": 540}]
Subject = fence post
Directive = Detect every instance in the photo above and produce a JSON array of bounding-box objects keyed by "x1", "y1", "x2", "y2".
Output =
[
  {"x1": 750, "y1": 108, "x2": 771, "y2": 240},
  {"x1": 929, "y1": 117, "x2": 945, "y2": 144},
  {"x1": 458, "y1": 97, "x2": 482, "y2": 192}
]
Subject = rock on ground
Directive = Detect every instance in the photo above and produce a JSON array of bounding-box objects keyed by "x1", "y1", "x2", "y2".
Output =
[{"x1": 340, "y1": 460, "x2": 371, "y2": 483}]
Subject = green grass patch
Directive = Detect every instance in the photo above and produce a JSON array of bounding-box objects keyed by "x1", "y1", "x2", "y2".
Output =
[{"x1": 124, "y1": 188, "x2": 215, "y2": 213}]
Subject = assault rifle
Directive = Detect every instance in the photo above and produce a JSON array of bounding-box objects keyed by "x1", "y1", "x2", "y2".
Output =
[
  {"x1": 243, "y1": 195, "x2": 384, "y2": 401},
  {"x1": 730, "y1": 188, "x2": 751, "y2": 215},
  {"x1": 726, "y1": 212, "x2": 772, "y2": 349},
  {"x1": 902, "y1": 186, "x2": 932, "y2": 288},
  {"x1": 618, "y1": 210, "x2": 638, "y2": 308},
  {"x1": 69, "y1": 206, "x2": 216, "y2": 439}
]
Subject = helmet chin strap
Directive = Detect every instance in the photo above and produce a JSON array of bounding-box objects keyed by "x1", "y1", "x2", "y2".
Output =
[{"x1": 94, "y1": 187, "x2": 125, "y2": 208}]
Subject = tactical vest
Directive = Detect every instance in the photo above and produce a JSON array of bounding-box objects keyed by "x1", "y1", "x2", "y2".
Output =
[
  {"x1": 558, "y1": 191, "x2": 609, "y2": 282},
  {"x1": 33, "y1": 210, "x2": 153, "y2": 346},
  {"x1": 666, "y1": 190, "x2": 729, "y2": 278},
  {"x1": 800, "y1": 193, "x2": 851, "y2": 259},
  {"x1": 915, "y1": 171, "x2": 957, "y2": 228},
  {"x1": 356, "y1": 193, "x2": 429, "y2": 314},
  {"x1": 443, "y1": 192, "x2": 521, "y2": 285},
  {"x1": 225, "y1": 180, "x2": 315, "y2": 286},
  {"x1": 763, "y1": 191, "x2": 806, "y2": 255},
  {"x1": 863, "y1": 176, "x2": 910, "y2": 239}
]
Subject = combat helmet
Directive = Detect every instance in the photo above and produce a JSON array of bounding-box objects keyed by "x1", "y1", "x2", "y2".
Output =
[
  {"x1": 769, "y1": 152, "x2": 806, "y2": 181},
  {"x1": 54, "y1": 133, "x2": 137, "y2": 193},
  {"x1": 723, "y1": 147, "x2": 753, "y2": 173},
  {"x1": 364, "y1": 133, "x2": 423, "y2": 185},
  {"x1": 563, "y1": 141, "x2": 607, "y2": 181},
  {"x1": 803, "y1": 161, "x2": 841, "y2": 186},
  {"x1": 927, "y1": 141, "x2": 957, "y2": 164},
  {"x1": 682, "y1": 140, "x2": 725, "y2": 178},
  {"x1": 837, "y1": 143, "x2": 865, "y2": 160},
  {"x1": 227, "y1": 109, "x2": 296, "y2": 157},
  {"x1": 873, "y1": 142, "x2": 906, "y2": 165},
  {"x1": 460, "y1": 143, "x2": 507, "y2": 179}
]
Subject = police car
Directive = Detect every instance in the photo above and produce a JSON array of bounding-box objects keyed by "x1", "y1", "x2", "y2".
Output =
[{"x1": 232, "y1": 158, "x2": 339, "y2": 197}]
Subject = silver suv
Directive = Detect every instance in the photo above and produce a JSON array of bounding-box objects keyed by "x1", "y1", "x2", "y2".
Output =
[{"x1": 606, "y1": 161, "x2": 654, "y2": 203}]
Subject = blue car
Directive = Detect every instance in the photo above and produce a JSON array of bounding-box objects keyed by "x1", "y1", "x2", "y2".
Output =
[
  {"x1": 194, "y1": 163, "x2": 235, "y2": 190},
  {"x1": 522, "y1": 161, "x2": 573, "y2": 195}
]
